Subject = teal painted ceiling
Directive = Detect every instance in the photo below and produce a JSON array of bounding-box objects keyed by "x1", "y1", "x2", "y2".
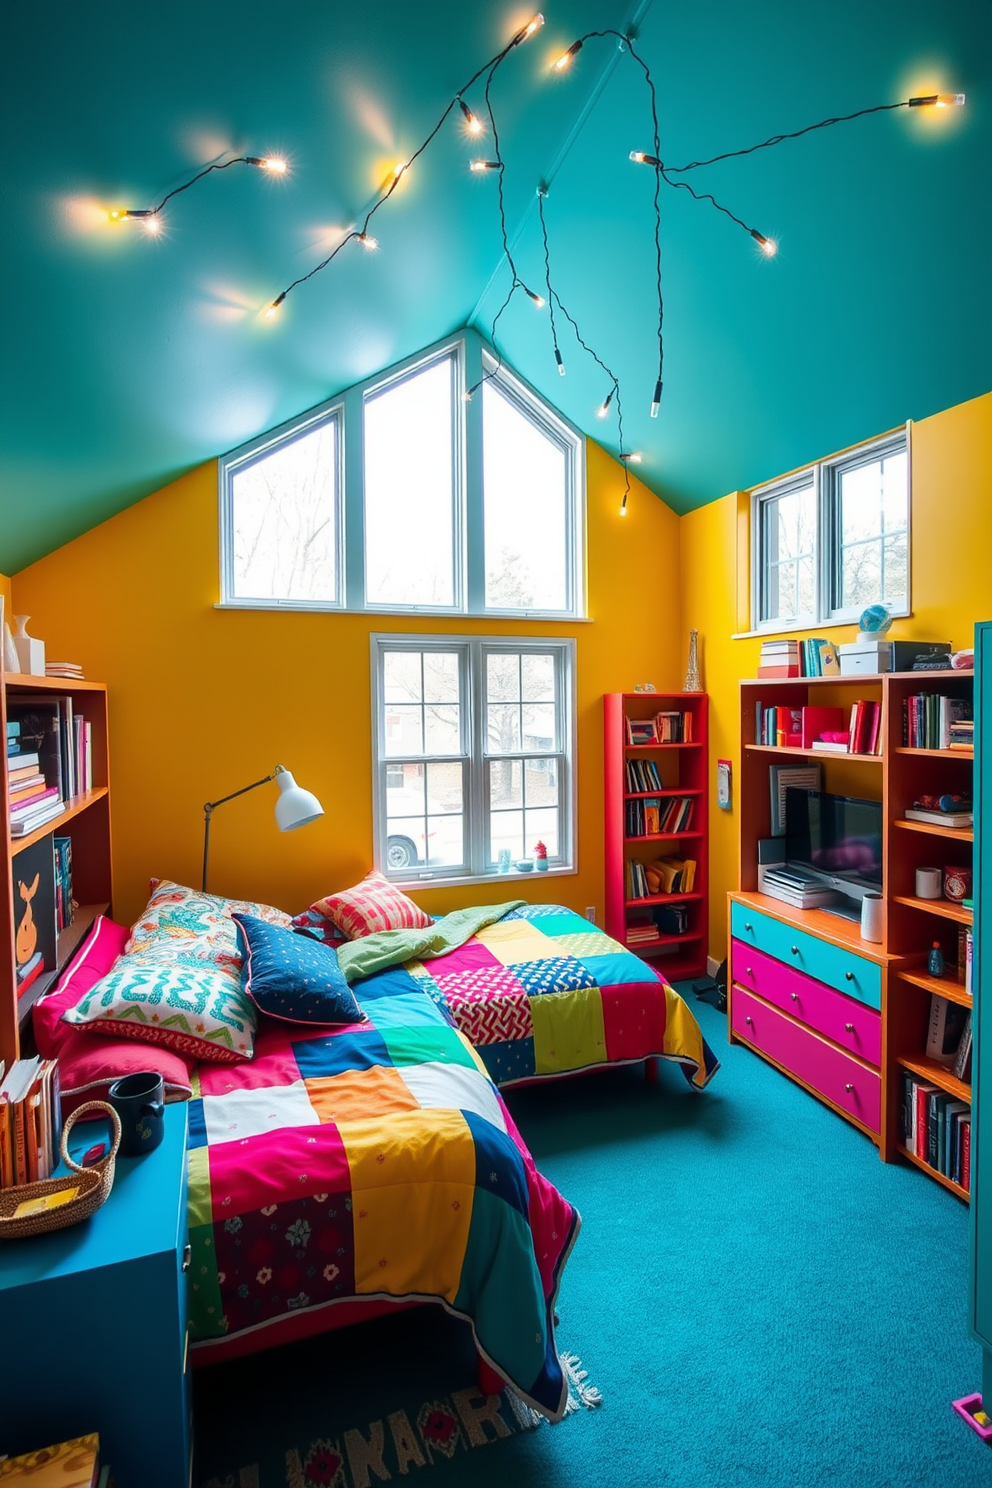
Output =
[{"x1": 1, "y1": 0, "x2": 990, "y2": 571}]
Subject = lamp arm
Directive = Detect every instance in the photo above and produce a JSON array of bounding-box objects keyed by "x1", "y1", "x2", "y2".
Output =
[{"x1": 201, "y1": 772, "x2": 276, "y2": 892}]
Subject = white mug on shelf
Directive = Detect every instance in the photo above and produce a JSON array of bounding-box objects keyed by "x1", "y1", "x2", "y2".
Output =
[
  {"x1": 915, "y1": 866, "x2": 943, "y2": 900},
  {"x1": 860, "y1": 894, "x2": 884, "y2": 943}
]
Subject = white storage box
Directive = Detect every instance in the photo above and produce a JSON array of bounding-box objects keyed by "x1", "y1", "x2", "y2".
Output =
[{"x1": 839, "y1": 639, "x2": 893, "y2": 675}]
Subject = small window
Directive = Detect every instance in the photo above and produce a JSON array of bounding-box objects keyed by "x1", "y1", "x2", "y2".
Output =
[
  {"x1": 219, "y1": 331, "x2": 585, "y2": 619},
  {"x1": 372, "y1": 635, "x2": 575, "y2": 883},
  {"x1": 752, "y1": 430, "x2": 909, "y2": 630},
  {"x1": 226, "y1": 412, "x2": 342, "y2": 605}
]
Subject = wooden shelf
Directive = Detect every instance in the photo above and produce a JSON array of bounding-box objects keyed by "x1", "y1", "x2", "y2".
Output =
[
  {"x1": 9, "y1": 787, "x2": 109, "y2": 857},
  {"x1": 624, "y1": 930, "x2": 703, "y2": 953},
  {"x1": 893, "y1": 819, "x2": 973, "y2": 843},
  {"x1": 745, "y1": 743, "x2": 882, "y2": 763},
  {"x1": 3, "y1": 673, "x2": 106, "y2": 693},
  {"x1": 16, "y1": 902, "x2": 110, "y2": 1029},
  {"x1": 740, "y1": 675, "x2": 884, "y2": 688},
  {"x1": 624, "y1": 788, "x2": 704, "y2": 800},
  {"x1": 893, "y1": 894, "x2": 973, "y2": 925},
  {"x1": 894, "y1": 746, "x2": 973, "y2": 759},
  {"x1": 625, "y1": 742, "x2": 701, "y2": 751},
  {"x1": 625, "y1": 830, "x2": 704, "y2": 844},
  {"x1": 897, "y1": 966, "x2": 972, "y2": 1008},
  {"x1": 897, "y1": 1144, "x2": 969, "y2": 1202},
  {"x1": 625, "y1": 890, "x2": 705, "y2": 909},
  {"x1": 898, "y1": 1053, "x2": 971, "y2": 1102}
]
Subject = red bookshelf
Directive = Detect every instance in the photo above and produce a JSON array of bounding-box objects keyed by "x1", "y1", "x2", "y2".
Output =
[{"x1": 604, "y1": 691, "x2": 708, "y2": 980}]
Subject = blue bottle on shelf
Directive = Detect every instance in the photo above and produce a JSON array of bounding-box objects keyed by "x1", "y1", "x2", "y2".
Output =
[{"x1": 928, "y1": 941, "x2": 945, "y2": 977}]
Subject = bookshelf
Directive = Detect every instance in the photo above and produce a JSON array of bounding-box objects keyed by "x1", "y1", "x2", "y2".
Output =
[
  {"x1": 604, "y1": 691, "x2": 708, "y2": 979},
  {"x1": 730, "y1": 668, "x2": 974, "y2": 1197},
  {"x1": 1, "y1": 666, "x2": 113, "y2": 1067}
]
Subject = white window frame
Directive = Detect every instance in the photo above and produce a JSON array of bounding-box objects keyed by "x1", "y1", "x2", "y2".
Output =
[
  {"x1": 371, "y1": 633, "x2": 577, "y2": 887},
  {"x1": 218, "y1": 329, "x2": 586, "y2": 620},
  {"x1": 751, "y1": 426, "x2": 911, "y2": 632}
]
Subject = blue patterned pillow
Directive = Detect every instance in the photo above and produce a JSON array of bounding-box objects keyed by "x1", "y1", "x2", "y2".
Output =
[{"x1": 232, "y1": 915, "x2": 366, "y2": 1026}]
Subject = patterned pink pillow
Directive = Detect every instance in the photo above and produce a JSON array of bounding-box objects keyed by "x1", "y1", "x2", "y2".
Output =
[{"x1": 311, "y1": 871, "x2": 432, "y2": 941}]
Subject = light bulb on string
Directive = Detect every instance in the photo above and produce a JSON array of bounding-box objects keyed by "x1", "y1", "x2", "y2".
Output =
[
  {"x1": 246, "y1": 156, "x2": 288, "y2": 174},
  {"x1": 143, "y1": 214, "x2": 162, "y2": 235},
  {"x1": 630, "y1": 150, "x2": 662, "y2": 166},
  {"x1": 619, "y1": 451, "x2": 642, "y2": 464},
  {"x1": 515, "y1": 14, "x2": 545, "y2": 43},
  {"x1": 650, "y1": 380, "x2": 662, "y2": 419},
  {"x1": 554, "y1": 349, "x2": 565, "y2": 375},
  {"x1": 524, "y1": 287, "x2": 546, "y2": 309},
  {"x1": 751, "y1": 230, "x2": 777, "y2": 256},
  {"x1": 596, "y1": 390, "x2": 613, "y2": 419},
  {"x1": 619, "y1": 494, "x2": 629, "y2": 516},
  {"x1": 470, "y1": 160, "x2": 500, "y2": 173},
  {"x1": 458, "y1": 99, "x2": 484, "y2": 135},
  {"x1": 553, "y1": 39, "x2": 583, "y2": 71},
  {"x1": 263, "y1": 292, "x2": 286, "y2": 321},
  {"x1": 909, "y1": 93, "x2": 965, "y2": 107},
  {"x1": 358, "y1": 232, "x2": 379, "y2": 250}
]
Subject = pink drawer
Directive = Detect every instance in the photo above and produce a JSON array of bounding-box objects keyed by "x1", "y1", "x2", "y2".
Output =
[
  {"x1": 731, "y1": 940, "x2": 881, "y2": 1067},
  {"x1": 732, "y1": 986, "x2": 881, "y2": 1135}
]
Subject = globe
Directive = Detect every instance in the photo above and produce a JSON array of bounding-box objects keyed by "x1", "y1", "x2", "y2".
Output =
[{"x1": 859, "y1": 603, "x2": 892, "y2": 635}]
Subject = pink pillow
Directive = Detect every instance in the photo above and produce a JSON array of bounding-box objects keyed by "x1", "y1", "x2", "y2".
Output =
[
  {"x1": 33, "y1": 915, "x2": 194, "y2": 1117},
  {"x1": 311, "y1": 870, "x2": 432, "y2": 941}
]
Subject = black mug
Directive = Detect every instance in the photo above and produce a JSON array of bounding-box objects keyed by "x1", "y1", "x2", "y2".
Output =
[{"x1": 108, "y1": 1072, "x2": 165, "y2": 1157}]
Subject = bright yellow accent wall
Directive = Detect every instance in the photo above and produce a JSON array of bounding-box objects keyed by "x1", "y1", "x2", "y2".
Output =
[
  {"x1": 681, "y1": 389, "x2": 992, "y2": 964},
  {"x1": 12, "y1": 440, "x2": 681, "y2": 927}
]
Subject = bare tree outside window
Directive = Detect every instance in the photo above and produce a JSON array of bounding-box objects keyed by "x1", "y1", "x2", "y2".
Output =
[{"x1": 231, "y1": 419, "x2": 339, "y2": 602}]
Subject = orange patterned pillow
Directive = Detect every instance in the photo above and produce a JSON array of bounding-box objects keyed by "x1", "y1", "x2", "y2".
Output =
[{"x1": 311, "y1": 870, "x2": 432, "y2": 941}]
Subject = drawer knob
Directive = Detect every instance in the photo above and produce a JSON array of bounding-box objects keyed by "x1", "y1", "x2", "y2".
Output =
[
  {"x1": 790, "y1": 992, "x2": 799, "y2": 1001},
  {"x1": 746, "y1": 967, "x2": 753, "y2": 977},
  {"x1": 744, "y1": 922, "x2": 753, "y2": 932},
  {"x1": 845, "y1": 972, "x2": 854, "y2": 981},
  {"x1": 745, "y1": 1016, "x2": 753, "y2": 1026},
  {"x1": 182, "y1": 1243, "x2": 192, "y2": 1273},
  {"x1": 791, "y1": 945, "x2": 799, "y2": 956},
  {"x1": 845, "y1": 1083, "x2": 854, "y2": 1093},
  {"x1": 845, "y1": 1022, "x2": 855, "y2": 1033}
]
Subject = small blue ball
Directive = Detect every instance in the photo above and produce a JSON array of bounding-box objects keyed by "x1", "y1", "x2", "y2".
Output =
[{"x1": 859, "y1": 603, "x2": 892, "y2": 635}]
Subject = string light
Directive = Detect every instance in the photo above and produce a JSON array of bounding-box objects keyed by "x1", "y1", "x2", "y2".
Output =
[
  {"x1": 524, "y1": 288, "x2": 546, "y2": 308},
  {"x1": 106, "y1": 153, "x2": 289, "y2": 230},
  {"x1": 470, "y1": 160, "x2": 501, "y2": 172},
  {"x1": 629, "y1": 151, "x2": 661, "y2": 166},
  {"x1": 358, "y1": 232, "x2": 378, "y2": 250},
  {"x1": 458, "y1": 99, "x2": 484, "y2": 135},
  {"x1": 515, "y1": 14, "x2": 545, "y2": 43},
  {"x1": 553, "y1": 40, "x2": 584, "y2": 71},
  {"x1": 596, "y1": 390, "x2": 613, "y2": 419},
  {"x1": 619, "y1": 451, "x2": 643, "y2": 464},
  {"x1": 910, "y1": 93, "x2": 965, "y2": 107},
  {"x1": 751, "y1": 230, "x2": 777, "y2": 256}
]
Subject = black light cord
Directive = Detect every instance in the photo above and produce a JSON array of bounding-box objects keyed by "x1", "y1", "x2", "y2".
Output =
[
  {"x1": 111, "y1": 154, "x2": 287, "y2": 227},
  {"x1": 537, "y1": 190, "x2": 565, "y2": 375},
  {"x1": 665, "y1": 100, "x2": 909, "y2": 174},
  {"x1": 271, "y1": 17, "x2": 543, "y2": 314}
]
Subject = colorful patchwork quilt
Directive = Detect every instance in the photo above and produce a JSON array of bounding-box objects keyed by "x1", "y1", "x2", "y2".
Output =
[
  {"x1": 405, "y1": 904, "x2": 719, "y2": 1089},
  {"x1": 186, "y1": 970, "x2": 578, "y2": 1420}
]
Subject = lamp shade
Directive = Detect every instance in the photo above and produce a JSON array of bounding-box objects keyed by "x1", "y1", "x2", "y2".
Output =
[{"x1": 273, "y1": 768, "x2": 324, "y2": 832}]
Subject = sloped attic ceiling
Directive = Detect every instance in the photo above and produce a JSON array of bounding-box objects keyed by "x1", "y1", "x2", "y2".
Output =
[{"x1": 0, "y1": 0, "x2": 989, "y2": 572}]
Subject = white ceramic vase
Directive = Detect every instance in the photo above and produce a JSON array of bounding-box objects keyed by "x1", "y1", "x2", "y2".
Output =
[{"x1": 13, "y1": 616, "x2": 45, "y2": 676}]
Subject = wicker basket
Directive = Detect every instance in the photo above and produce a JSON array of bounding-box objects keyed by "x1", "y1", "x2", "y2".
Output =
[{"x1": 0, "y1": 1101, "x2": 121, "y2": 1240}]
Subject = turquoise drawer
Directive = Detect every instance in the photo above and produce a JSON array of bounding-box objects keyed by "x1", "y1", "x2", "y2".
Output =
[{"x1": 730, "y1": 902, "x2": 881, "y2": 1011}]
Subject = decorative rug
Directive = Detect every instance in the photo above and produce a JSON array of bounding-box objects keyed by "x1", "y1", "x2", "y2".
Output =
[{"x1": 194, "y1": 1308, "x2": 600, "y2": 1488}]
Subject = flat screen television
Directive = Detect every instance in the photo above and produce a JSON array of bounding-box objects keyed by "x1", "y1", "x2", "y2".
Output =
[{"x1": 784, "y1": 788, "x2": 883, "y2": 897}]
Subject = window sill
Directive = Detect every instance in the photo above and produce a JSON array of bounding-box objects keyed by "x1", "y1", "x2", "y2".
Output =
[
  {"x1": 732, "y1": 611, "x2": 913, "y2": 641},
  {"x1": 215, "y1": 601, "x2": 592, "y2": 623},
  {"x1": 391, "y1": 865, "x2": 577, "y2": 891}
]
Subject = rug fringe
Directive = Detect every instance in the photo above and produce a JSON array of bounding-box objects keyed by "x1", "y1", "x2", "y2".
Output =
[{"x1": 560, "y1": 1351, "x2": 603, "y2": 1412}]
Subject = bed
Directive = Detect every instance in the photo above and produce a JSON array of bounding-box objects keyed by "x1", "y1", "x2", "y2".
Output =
[
  {"x1": 36, "y1": 886, "x2": 717, "y2": 1420},
  {"x1": 396, "y1": 904, "x2": 719, "y2": 1091}
]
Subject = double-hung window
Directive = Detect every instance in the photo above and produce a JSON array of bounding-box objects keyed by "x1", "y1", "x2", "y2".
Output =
[
  {"x1": 218, "y1": 332, "x2": 585, "y2": 619},
  {"x1": 752, "y1": 429, "x2": 910, "y2": 630},
  {"x1": 372, "y1": 635, "x2": 575, "y2": 883}
]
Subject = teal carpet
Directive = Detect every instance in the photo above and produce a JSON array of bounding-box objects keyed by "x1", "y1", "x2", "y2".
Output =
[{"x1": 194, "y1": 996, "x2": 989, "y2": 1487}]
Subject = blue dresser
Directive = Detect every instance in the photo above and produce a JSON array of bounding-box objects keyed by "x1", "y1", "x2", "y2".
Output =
[
  {"x1": 0, "y1": 1103, "x2": 191, "y2": 1488},
  {"x1": 971, "y1": 621, "x2": 992, "y2": 1414}
]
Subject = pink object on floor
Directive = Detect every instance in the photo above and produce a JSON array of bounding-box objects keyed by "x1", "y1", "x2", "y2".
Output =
[{"x1": 951, "y1": 1394, "x2": 992, "y2": 1443}]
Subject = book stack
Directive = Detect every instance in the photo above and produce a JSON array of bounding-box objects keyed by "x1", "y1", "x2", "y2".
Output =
[
  {"x1": 754, "y1": 703, "x2": 802, "y2": 748},
  {"x1": 625, "y1": 854, "x2": 697, "y2": 899},
  {"x1": 905, "y1": 798, "x2": 973, "y2": 830},
  {"x1": 6, "y1": 694, "x2": 94, "y2": 837},
  {"x1": 845, "y1": 700, "x2": 882, "y2": 755},
  {"x1": 902, "y1": 692, "x2": 972, "y2": 750},
  {"x1": 949, "y1": 716, "x2": 974, "y2": 751},
  {"x1": 6, "y1": 716, "x2": 63, "y2": 837},
  {"x1": 0, "y1": 1433, "x2": 104, "y2": 1487},
  {"x1": 757, "y1": 639, "x2": 800, "y2": 678},
  {"x1": 625, "y1": 758, "x2": 663, "y2": 792},
  {"x1": 45, "y1": 661, "x2": 85, "y2": 681},
  {"x1": 626, "y1": 902, "x2": 691, "y2": 946},
  {"x1": 900, "y1": 1070, "x2": 971, "y2": 1192},
  {"x1": 625, "y1": 795, "x2": 695, "y2": 837},
  {"x1": 624, "y1": 710, "x2": 694, "y2": 745},
  {"x1": 0, "y1": 1055, "x2": 62, "y2": 1188},
  {"x1": 800, "y1": 638, "x2": 840, "y2": 677}
]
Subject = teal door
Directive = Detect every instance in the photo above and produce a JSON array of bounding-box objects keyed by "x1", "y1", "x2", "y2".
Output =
[{"x1": 971, "y1": 621, "x2": 992, "y2": 1402}]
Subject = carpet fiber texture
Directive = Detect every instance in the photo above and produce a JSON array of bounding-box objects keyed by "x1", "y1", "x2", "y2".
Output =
[{"x1": 194, "y1": 996, "x2": 989, "y2": 1486}]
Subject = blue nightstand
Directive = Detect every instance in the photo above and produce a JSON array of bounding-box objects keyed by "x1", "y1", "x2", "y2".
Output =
[{"x1": 0, "y1": 1103, "x2": 191, "y2": 1488}]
